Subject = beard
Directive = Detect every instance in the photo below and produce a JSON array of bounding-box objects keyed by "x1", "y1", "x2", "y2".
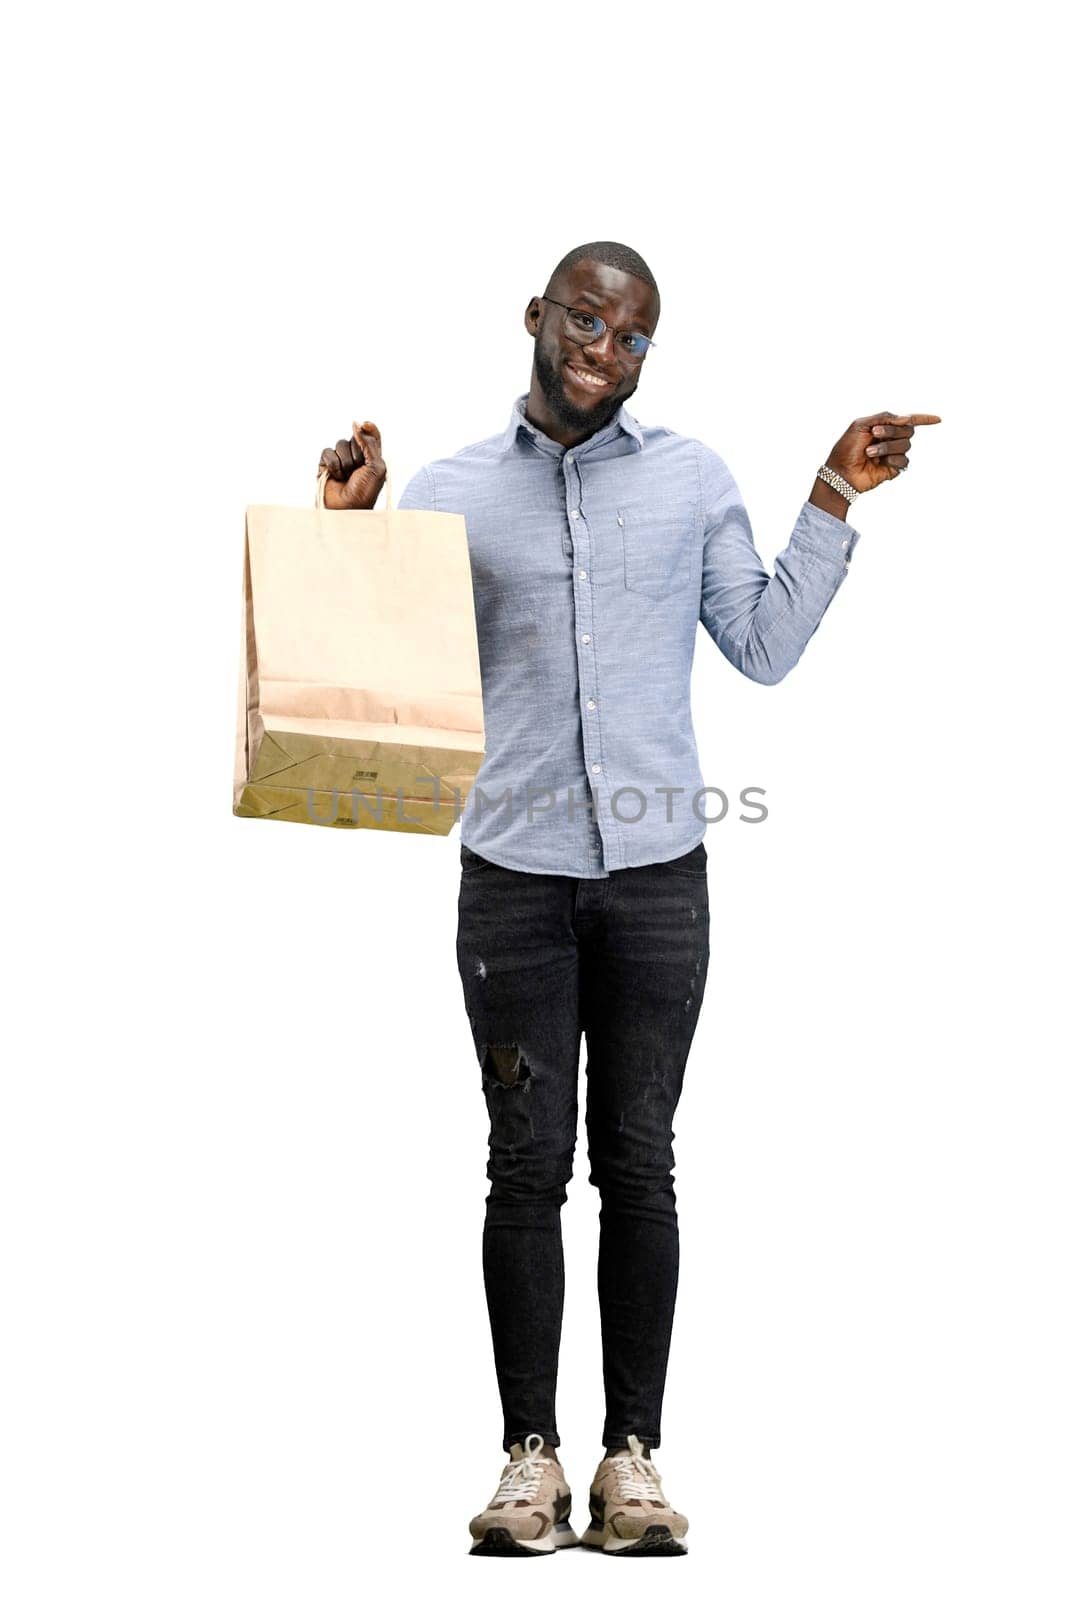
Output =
[{"x1": 532, "y1": 336, "x2": 640, "y2": 436}]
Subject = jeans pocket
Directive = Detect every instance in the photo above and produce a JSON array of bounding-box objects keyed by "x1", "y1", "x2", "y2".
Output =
[
  {"x1": 460, "y1": 844, "x2": 497, "y2": 873},
  {"x1": 658, "y1": 841, "x2": 707, "y2": 877}
]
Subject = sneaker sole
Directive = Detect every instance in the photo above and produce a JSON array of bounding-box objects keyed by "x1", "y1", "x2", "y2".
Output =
[
  {"x1": 581, "y1": 1521, "x2": 688, "y2": 1556},
  {"x1": 470, "y1": 1521, "x2": 580, "y2": 1556}
]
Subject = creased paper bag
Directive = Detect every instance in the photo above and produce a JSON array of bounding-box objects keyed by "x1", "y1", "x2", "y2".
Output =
[{"x1": 233, "y1": 483, "x2": 484, "y2": 834}]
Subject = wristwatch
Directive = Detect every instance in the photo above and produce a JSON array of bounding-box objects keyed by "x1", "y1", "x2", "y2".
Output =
[{"x1": 816, "y1": 464, "x2": 860, "y2": 505}]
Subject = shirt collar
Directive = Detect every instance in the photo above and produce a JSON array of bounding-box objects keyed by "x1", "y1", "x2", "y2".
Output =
[{"x1": 503, "y1": 391, "x2": 644, "y2": 456}]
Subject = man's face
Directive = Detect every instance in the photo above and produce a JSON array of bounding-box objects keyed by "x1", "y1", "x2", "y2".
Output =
[{"x1": 527, "y1": 259, "x2": 660, "y2": 435}]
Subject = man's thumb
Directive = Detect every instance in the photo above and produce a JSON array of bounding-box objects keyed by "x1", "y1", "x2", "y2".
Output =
[{"x1": 355, "y1": 425, "x2": 384, "y2": 469}]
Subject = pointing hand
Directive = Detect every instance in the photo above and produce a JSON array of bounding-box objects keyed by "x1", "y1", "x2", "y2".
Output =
[{"x1": 826, "y1": 411, "x2": 941, "y2": 495}]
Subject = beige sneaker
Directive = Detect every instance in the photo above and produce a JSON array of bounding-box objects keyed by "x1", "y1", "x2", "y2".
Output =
[
  {"x1": 469, "y1": 1433, "x2": 579, "y2": 1556},
  {"x1": 580, "y1": 1434, "x2": 689, "y2": 1555}
]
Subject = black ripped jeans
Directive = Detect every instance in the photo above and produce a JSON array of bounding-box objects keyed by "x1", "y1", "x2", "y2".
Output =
[{"x1": 455, "y1": 840, "x2": 711, "y2": 1452}]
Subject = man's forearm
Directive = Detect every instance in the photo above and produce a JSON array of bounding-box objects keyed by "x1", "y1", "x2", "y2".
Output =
[{"x1": 807, "y1": 474, "x2": 850, "y2": 522}]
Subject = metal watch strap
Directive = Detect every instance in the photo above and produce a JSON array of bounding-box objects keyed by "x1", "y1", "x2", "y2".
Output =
[{"x1": 816, "y1": 464, "x2": 859, "y2": 504}]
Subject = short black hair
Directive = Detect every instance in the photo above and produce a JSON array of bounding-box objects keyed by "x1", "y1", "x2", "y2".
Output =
[{"x1": 544, "y1": 241, "x2": 659, "y2": 305}]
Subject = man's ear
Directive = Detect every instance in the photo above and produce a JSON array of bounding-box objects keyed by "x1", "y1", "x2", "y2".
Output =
[{"x1": 524, "y1": 297, "x2": 542, "y2": 337}]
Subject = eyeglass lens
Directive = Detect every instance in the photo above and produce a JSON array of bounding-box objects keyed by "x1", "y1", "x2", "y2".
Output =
[{"x1": 564, "y1": 308, "x2": 651, "y2": 360}]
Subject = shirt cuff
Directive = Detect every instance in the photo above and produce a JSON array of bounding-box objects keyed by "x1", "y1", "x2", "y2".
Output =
[{"x1": 793, "y1": 498, "x2": 861, "y2": 567}]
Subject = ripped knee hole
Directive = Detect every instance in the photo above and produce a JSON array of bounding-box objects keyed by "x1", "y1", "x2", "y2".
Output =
[{"x1": 480, "y1": 1043, "x2": 532, "y2": 1088}]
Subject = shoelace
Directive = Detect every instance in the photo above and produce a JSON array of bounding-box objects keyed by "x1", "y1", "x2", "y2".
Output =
[
  {"x1": 492, "y1": 1435, "x2": 547, "y2": 1504},
  {"x1": 612, "y1": 1440, "x2": 666, "y2": 1504}
]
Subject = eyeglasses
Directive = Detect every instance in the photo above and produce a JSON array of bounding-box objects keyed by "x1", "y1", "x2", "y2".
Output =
[{"x1": 540, "y1": 296, "x2": 656, "y2": 363}]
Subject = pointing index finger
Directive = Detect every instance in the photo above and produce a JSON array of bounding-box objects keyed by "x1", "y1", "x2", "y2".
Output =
[{"x1": 887, "y1": 413, "x2": 941, "y2": 425}]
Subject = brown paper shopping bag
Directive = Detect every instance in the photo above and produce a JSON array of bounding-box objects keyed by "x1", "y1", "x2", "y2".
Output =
[{"x1": 233, "y1": 470, "x2": 484, "y2": 834}]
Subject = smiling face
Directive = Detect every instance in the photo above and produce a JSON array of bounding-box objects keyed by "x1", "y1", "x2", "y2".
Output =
[{"x1": 524, "y1": 258, "x2": 660, "y2": 446}]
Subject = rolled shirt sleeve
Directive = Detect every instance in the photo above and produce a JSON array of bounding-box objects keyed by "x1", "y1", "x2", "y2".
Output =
[{"x1": 696, "y1": 443, "x2": 860, "y2": 685}]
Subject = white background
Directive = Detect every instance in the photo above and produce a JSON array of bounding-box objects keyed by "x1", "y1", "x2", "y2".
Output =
[{"x1": 3, "y1": 2, "x2": 1064, "y2": 1595}]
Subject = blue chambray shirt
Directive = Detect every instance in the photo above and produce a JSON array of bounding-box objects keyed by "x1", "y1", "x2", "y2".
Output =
[{"x1": 398, "y1": 392, "x2": 860, "y2": 878}]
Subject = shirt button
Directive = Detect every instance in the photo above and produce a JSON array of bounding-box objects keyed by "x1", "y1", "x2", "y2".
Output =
[
  {"x1": 581, "y1": 634, "x2": 591, "y2": 644},
  {"x1": 841, "y1": 538, "x2": 848, "y2": 549},
  {"x1": 587, "y1": 699, "x2": 597, "y2": 709},
  {"x1": 578, "y1": 569, "x2": 587, "y2": 579},
  {"x1": 591, "y1": 763, "x2": 601, "y2": 774},
  {"x1": 571, "y1": 509, "x2": 580, "y2": 519}
]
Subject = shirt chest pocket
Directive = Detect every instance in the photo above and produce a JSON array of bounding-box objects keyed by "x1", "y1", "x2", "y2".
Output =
[{"x1": 619, "y1": 503, "x2": 697, "y2": 599}]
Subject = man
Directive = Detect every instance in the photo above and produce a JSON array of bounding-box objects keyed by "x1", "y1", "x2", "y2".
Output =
[{"x1": 317, "y1": 242, "x2": 939, "y2": 1556}]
